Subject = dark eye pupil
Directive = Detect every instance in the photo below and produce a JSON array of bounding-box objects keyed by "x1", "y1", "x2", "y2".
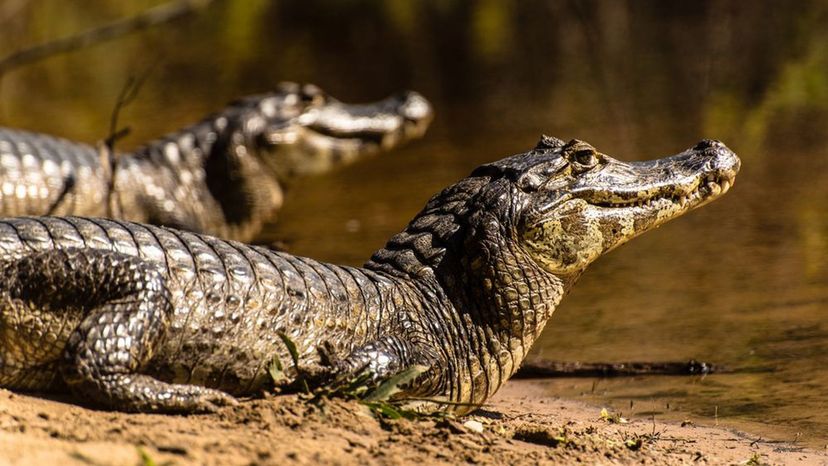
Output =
[
  {"x1": 574, "y1": 150, "x2": 594, "y2": 165},
  {"x1": 300, "y1": 91, "x2": 324, "y2": 106}
]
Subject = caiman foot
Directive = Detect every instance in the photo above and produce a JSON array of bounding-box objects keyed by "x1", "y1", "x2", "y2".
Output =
[
  {"x1": 312, "y1": 335, "x2": 436, "y2": 395},
  {"x1": 71, "y1": 374, "x2": 238, "y2": 413}
]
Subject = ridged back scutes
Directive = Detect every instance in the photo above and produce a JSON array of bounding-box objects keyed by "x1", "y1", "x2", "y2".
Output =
[{"x1": 365, "y1": 175, "x2": 492, "y2": 279}]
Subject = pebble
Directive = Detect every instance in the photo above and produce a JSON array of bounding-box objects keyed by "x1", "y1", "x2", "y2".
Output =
[{"x1": 463, "y1": 420, "x2": 484, "y2": 434}]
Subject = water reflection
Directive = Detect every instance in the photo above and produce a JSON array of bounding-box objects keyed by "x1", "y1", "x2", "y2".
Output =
[{"x1": 1, "y1": 0, "x2": 827, "y2": 447}]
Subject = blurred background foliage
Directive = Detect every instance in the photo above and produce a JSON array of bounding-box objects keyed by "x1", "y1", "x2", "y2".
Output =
[{"x1": 0, "y1": 0, "x2": 825, "y2": 156}]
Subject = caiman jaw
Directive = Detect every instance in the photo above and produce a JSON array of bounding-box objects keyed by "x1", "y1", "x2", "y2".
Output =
[
  {"x1": 301, "y1": 90, "x2": 434, "y2": 150},
  {"x1": 580, "y1": 138, "x2": 740, "y2": 224},
  {"x1": 590, "y1": 169, "x2": 736, "y2": 213}
]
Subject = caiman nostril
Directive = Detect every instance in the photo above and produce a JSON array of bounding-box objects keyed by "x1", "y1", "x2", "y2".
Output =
[
  {"x1": 693, "y1": 139, "x2": 720, "y2": 151},
  {"x1": 301, "y1": 83, "x2": 322, "y2": 97}
]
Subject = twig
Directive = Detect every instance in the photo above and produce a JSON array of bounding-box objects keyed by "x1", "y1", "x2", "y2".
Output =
[
  {"x1": 44, "y1": 174, "x2": 75, "y2": 216},
  {"x1": 105, "y1": 61, "x2": 157, "y2": 151},
  {"x1": 0, "y1": 0, "x2": 214, "y2": 75},
  {"x1": 98, "y1": 143, "x2": 117, "y2": 217},
  {"x1": 100, "y1": 63, "x2": 156, "y2": 218}
]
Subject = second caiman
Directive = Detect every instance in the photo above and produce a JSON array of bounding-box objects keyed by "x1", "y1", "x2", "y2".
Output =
[
  {"x1": 0, "y1": 137, "x2": 739, "y2": 413},
  {"x1": 0, "y1": 82, "x2": 432, "y2": 242}
]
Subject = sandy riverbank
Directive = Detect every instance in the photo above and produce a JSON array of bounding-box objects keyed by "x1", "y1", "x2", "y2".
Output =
[{"x1": 0, "y1": 380, "x2": 825, "y2": 465}]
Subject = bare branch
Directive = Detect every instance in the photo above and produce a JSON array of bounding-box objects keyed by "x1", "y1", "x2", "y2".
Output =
[
  {"x1": 0, "y1": 0, "x2": 215, "y2": 75},
  {"x1": 100, "y1": 63, "x2": 157, "y2": 218},
  {"x1": 105, "y1": 60, "x2": 158, "y2": 151}
]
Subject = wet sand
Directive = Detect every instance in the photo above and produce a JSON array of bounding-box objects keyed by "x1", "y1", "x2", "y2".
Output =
[{"x1": 1, "y1": 380, "x2": 825, "y2": 465}]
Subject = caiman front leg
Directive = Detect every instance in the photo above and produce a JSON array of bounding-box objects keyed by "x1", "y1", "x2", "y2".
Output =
[
  {"x1": 1, "y1": 248, "x2": 235, "y2": 413},
  {"x1": 318, "y1": 333, "x2": 440, "y2": 398}
]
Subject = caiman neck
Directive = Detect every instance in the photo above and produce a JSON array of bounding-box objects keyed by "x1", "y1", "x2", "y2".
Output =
[
  {"x1": 113, "y1": 112, "x2": 283, "y2": 242},
  {"x1": 365, "y1": 177, "x2": 568, "y2": 405}
]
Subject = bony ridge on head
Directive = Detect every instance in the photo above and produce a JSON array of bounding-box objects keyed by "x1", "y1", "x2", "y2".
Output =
[{"x1": 534, "y1": 135, "x2": 566, "y2": 150}]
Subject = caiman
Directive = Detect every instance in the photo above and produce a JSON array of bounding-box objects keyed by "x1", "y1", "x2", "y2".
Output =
[
  {"x1": 0, "y1": 137, "x2": 740, "y2": 413},
  {"x1": 0, "y1": 82, "x2": 433, "y2": 243}
]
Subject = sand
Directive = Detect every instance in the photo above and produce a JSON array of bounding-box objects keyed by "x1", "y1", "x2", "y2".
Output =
[{"x1": 0, "y1": 380, "x2": 825, "y2": 465}]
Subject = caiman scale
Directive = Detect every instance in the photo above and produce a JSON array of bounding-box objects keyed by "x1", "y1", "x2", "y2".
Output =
[
  {"x1": 0, "y1": 82, "x2": 432, "y2": 242},
  {"x1": 0, "y1": 137, "x2": 740, "y2": 413}
]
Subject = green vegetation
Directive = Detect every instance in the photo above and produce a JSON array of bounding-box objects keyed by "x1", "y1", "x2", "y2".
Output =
[
  {"x1": 137, "y1": 447, "x2": 173, "y2": 466},
  {"x1": 600, "y1": 407, "x2": 628, "y2": 424},
  {"x1": 267, "y1": 333, "x2": 432, "y2": 420},
  {"x1": 745, "y1": 452, "x2": 768, "y2": 466}
]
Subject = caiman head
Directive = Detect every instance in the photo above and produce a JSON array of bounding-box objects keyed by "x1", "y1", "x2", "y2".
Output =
[
  {"x1": 227, "y1": 82, "x2": 434, "y2": 181},
  {"x1": 368, "y1": 136, "x2": 740, "y2": 408},
  {"x1": 508, "y1": 136, "x2": 741, "y2": 278}
]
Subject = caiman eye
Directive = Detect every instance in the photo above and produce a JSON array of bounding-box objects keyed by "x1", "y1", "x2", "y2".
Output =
[
  {"x1": 300, "y1": 84, "x2": 326, "y2": 106},
  {"x1": 562, "y1": 140, "x2": 601, "y2": 172},
  {"x1": 572, "y1": 149, "x2": 598, "y2": 168}
]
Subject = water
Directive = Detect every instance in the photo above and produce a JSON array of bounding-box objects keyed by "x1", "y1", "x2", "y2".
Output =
[{"x1": 1, "y1": 0, "x2": 827, "y2": 447}]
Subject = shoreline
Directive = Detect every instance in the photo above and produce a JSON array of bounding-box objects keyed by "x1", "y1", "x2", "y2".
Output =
[
  {"x1": 518, "y1": 376, "x2": 827, "y2": 450},
  {"x1": 0, "y1": 381, "x2": 826, "y2": 465}
]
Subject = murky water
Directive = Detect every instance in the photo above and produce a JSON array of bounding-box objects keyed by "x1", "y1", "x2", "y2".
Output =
[{"x1": 2, "y1": 0, "x2": 827, "y2": 447}]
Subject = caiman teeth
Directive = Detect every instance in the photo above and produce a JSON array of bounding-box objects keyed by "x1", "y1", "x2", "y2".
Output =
[
  {"x1": 592, "y1": 172, "x2": 733, "y2": 210},
  {"x1": 721, "y1": 179, "x2": 732, "y2": 193}
]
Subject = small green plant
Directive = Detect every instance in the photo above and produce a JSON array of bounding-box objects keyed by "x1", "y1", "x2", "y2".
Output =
[
  {"x1": 137, "y1": 447, "x2": 156, "y2": 466},
  {"x1": 745, "y1": 452, "x2": 766, "y2": 466},
  {"x1": 267, "y1": 334, "x2": 437, "y2": 419},
  {"x1": 624, "y1": 437, "x2": 643, "y2": 451},
  {"x1": 273, "y1": 332, "x2": 310, "y2": 393},
  {"x1": 360, "y1": 365, "x2": 429, "y2": 419},
  {"x1": 267, "y1": 352, "x2": 286, "y2": 384},
  {"x1": 307, "y1": 364, "x2": 432, "y2": 420},
  {"x1": 137, "y1": 447, "x2": 176, "y2": 466}
]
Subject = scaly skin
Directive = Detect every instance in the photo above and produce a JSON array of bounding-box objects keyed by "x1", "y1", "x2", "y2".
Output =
[
  {"x1": 0, "y1": 137, "x2": 740, "y2": 413},
  {"x1": 0, "y1": 82, "x2": 433, "y2": 242}
]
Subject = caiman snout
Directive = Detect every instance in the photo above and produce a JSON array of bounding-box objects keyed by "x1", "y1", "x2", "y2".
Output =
[
  {"x1": 678, "y1": 139, "x2": 741, "y2": 203},
  {"x1": 306, "y1": 90, "x2": 433, "y2": 146},
  {"x1": 378, "y1": 90, "x2": 434, "y2": 143},
  {"x1": 690, "y1": 139, "x2": 741, "y2": 186},
  {"x1": 393, "y1": 91, "x2": 434, "y2": 125}
]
